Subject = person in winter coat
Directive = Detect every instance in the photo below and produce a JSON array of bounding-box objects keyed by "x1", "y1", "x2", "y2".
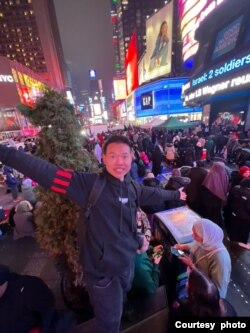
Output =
[
  {"x1": 230, "y1": 165, "x2": 250, "y2": 188},
  {"x1": 0, "y1": 135, "x2": 186, "y2": 333},
  {"x1": 21, "y1": 177, "x2": 37, "y2": 206},
  {"x1": 140, "y1": 151, "x2": 150, "y2": 167},
  {"x1": 183, "y1": 143, "x2": 196, "y2": 167},
  {"x1": 186, "y1": 164, "x2": 208, "y2": 214},
  {"x1": 4, "y1": 166, "x2": 19, "y2": 201},
  {"x1": 200, "y1": 162, "x2": 229, "y2": 226},
  {"x1": 225, "y1": 178, "x2": 250, "y2": 249},
  {"x1": 151, "y1": 143, "x2": 164, "y2": 177},
  {"x1": 165, "y1": 143, "x2": 176, "y2": 168},
  {"x1": 13, "y1": 200, "x2": 35, "y2": 240},
  {"x1": 132, "y1": 245, "x2": 163, "y2": 296},
  {"x1": 174, "y1": 218, "x2": 231, "y2": 298},
  {"x1": 164, "y1": 170, "x2": 190, "y2": 210}
]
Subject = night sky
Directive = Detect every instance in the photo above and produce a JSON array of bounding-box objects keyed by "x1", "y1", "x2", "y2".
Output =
[{"x1": 53, "y1": 0, "x2": 115, "y2": 103}]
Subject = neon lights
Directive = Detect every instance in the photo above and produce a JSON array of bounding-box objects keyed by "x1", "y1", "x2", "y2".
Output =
[
  {"x1": 191, "y1": 53, "x2": 250, "y2": 88},
  {"x1": 185, "y1": 72, "x2": 250, "y2": 103},
  {"x1": 0, "y1": 74, "x2": 14, "y2": 83}
]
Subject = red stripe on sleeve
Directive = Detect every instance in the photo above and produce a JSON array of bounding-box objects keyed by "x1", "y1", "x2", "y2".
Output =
[
  {"x1": 51, "y1": 185, "x2": 67, "y2": 194},
  {"x1": 56, "y1": 170, "x2": 72, "y2": 179},
  {"x1": 53, "y1": 178, "x2": 70, "y2": 187}
]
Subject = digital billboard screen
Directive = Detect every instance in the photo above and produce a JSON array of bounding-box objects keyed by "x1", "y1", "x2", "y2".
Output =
[
  {"x1": 139, "y1": 1, "x2": 173, "y2": 84},
  {"x1": 212, "y1": 15, "x2": 243, "y2": 60}
]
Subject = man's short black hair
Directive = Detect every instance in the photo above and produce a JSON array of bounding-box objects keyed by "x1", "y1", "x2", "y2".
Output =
[{"x1": 103, "y1": 135, "x2": 133, "y2": 154}]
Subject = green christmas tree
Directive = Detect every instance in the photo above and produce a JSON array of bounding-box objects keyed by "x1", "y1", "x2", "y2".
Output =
[{"x1": 18, "y1": 89, "x2": 99, "y2": 284}]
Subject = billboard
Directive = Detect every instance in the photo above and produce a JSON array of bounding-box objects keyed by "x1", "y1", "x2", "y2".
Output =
[
  {"x1": 212, "y1": 15, "x2": 243, "y2": 60},
  {"x1": 113, "y1": 78, "x2": 127, "y2": 100},
  {"x1": 125, "y1": 31, "x2": 139, "y2": 95},
  {"x1": 135, "y1": 78, "x2": 202, "y2": 118},
  {"x1": 139, "y1": 2, "x2": 173, "y2": 84},
  {"x1": 179, "y1": 0, "x2": 226, "y2": 64}
]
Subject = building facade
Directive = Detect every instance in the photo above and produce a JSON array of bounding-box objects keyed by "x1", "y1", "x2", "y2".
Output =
[
  {"x1": 182, "y1": 0, "x2": 250, "y2": 131},
  {"x1": 0, "y1": 0, "x2": 69, "y2": 91},
  {"x1": 110, "y1": 0, "x2": 167, "y2": 76}
]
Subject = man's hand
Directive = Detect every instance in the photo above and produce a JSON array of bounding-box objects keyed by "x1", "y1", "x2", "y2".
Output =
[{"x1": 178, "y1": 187, "x2": 187, "y2": 201}]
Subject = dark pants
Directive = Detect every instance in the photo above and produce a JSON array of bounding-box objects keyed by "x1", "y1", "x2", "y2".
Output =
[{"x1": 86, "y1": 262, "x2": 134, "y2": 333}]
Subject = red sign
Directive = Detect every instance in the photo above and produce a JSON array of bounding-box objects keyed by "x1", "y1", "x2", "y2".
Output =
[{"x1": 125, "y1": 31, "x2": 139, "y2": 95}]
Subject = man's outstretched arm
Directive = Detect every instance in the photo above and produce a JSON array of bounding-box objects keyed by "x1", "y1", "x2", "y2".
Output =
[{"x1": 0, "y1": 145, "x2": 88, "y2": 206}]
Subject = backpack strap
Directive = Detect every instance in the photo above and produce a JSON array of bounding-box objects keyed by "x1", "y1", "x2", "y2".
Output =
[
  {"x1": 131, "y1": 180, "x2": 142, "y2": 207},
  {"x1": 84, "y1": 174, "x2": 106, "y2": 219}
]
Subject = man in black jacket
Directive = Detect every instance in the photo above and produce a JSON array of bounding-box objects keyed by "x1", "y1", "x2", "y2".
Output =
[{"x1": 0, "y1": 135, "x2": 186, "y2": 333}]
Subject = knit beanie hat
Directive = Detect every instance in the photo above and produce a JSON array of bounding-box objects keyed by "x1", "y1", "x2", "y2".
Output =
[
  {"x1": 239, "y1": 166, "x2": 250, "y2": 177},
  {"x1": 0, "y1": 264, "x2": 10, "y2": 285}
]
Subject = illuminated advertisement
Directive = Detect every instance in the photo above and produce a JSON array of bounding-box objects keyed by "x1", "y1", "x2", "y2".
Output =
[
  {"x1": 135, "y1": 78, "x2": 202, "y2": 118},
  {"x1": 125, "y1": 31, "x2": 138, "y2": 95},
  {"x1": 212, "y1": 16, "x2": 243, "y2": 60},
  {"x1": 139, "y1": 2, "x2": 173, "y2": 84},
  {"x1": 179, "y1": 0, "x2": 225, "y2": 63},
  {"x1": 113, "y1": 79, "x2": 127, "y2": 100},
  {"x1": 0, "y1": 109, "x2": 20, "y2": 132},
  {"x1": 141, "y1": 92, "x2": 153, "y2": 110},
  {"x1": 183, "y1": 49, "x2": 250, "y2": 104},
  {"x1": 93, "y1": 103, "x2": 102, "y2": 116}
]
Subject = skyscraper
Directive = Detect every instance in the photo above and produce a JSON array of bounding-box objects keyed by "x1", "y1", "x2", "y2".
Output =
[
  {"x1": 0, "y1": 0, "x2": 69, "y2": 91},
  {"x1": 110, "y1": 0, "x2": 167, "y2": 76}
]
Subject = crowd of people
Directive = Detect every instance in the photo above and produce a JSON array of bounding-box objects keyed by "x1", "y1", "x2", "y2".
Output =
[{"x1": 0, "y1": 121, "x2": 249, "y2": 332}]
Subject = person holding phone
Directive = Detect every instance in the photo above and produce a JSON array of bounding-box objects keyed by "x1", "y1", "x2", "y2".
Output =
[
  {"x1": 174, "y1": 218, "x2": 231, "y2": 298},
  {"x1": 132, "y1": 245, "x2": 163, "y2": 296}
]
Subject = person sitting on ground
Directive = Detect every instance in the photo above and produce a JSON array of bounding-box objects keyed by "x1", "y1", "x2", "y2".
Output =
[
  {"x1": 13, "y1": 200, "x2": 35, "y2": 240},
  {"x1": 0, "y1": 264, "x2": 75, "y2": 333},
  {"x1": 132, "y1": 244, "x2": 163, "y2": 297},
  {"x1": 133, "y1": 210, "x2": 162, "y2": 297},
  {"x1": 174, "y1": 218, "x2": 231, "y2": 298},
  {"x1": 172, "y1": 268, "x2": 236, "y2": 317}
]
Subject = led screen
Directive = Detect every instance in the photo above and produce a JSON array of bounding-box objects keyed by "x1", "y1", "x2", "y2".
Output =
[
  {"x1": 212, "y1": 16, "x2": 243, "y2": 60},
  {"x1": 139, "y1": 1, "x2": 173, "y2": 84}
]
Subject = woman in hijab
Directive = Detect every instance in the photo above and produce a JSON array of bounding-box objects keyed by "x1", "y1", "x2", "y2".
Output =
[
  {"x1": 200, "y1": 162, "x2": 229, "y2": 226},
  {"x1": 13, "y1": 200, "x2": 35, "y2": 240},
  {"x1": 174, "y1": 218, "x2": 231, "y2": 298}
]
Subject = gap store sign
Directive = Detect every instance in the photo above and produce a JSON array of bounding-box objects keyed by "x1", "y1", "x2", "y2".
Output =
[
  {"x1": 135, "y1": 78, "x2": 201, "y2": 118},
  {"x1": 183, "y1": 50, "x2": 250, "y2": 103}
]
